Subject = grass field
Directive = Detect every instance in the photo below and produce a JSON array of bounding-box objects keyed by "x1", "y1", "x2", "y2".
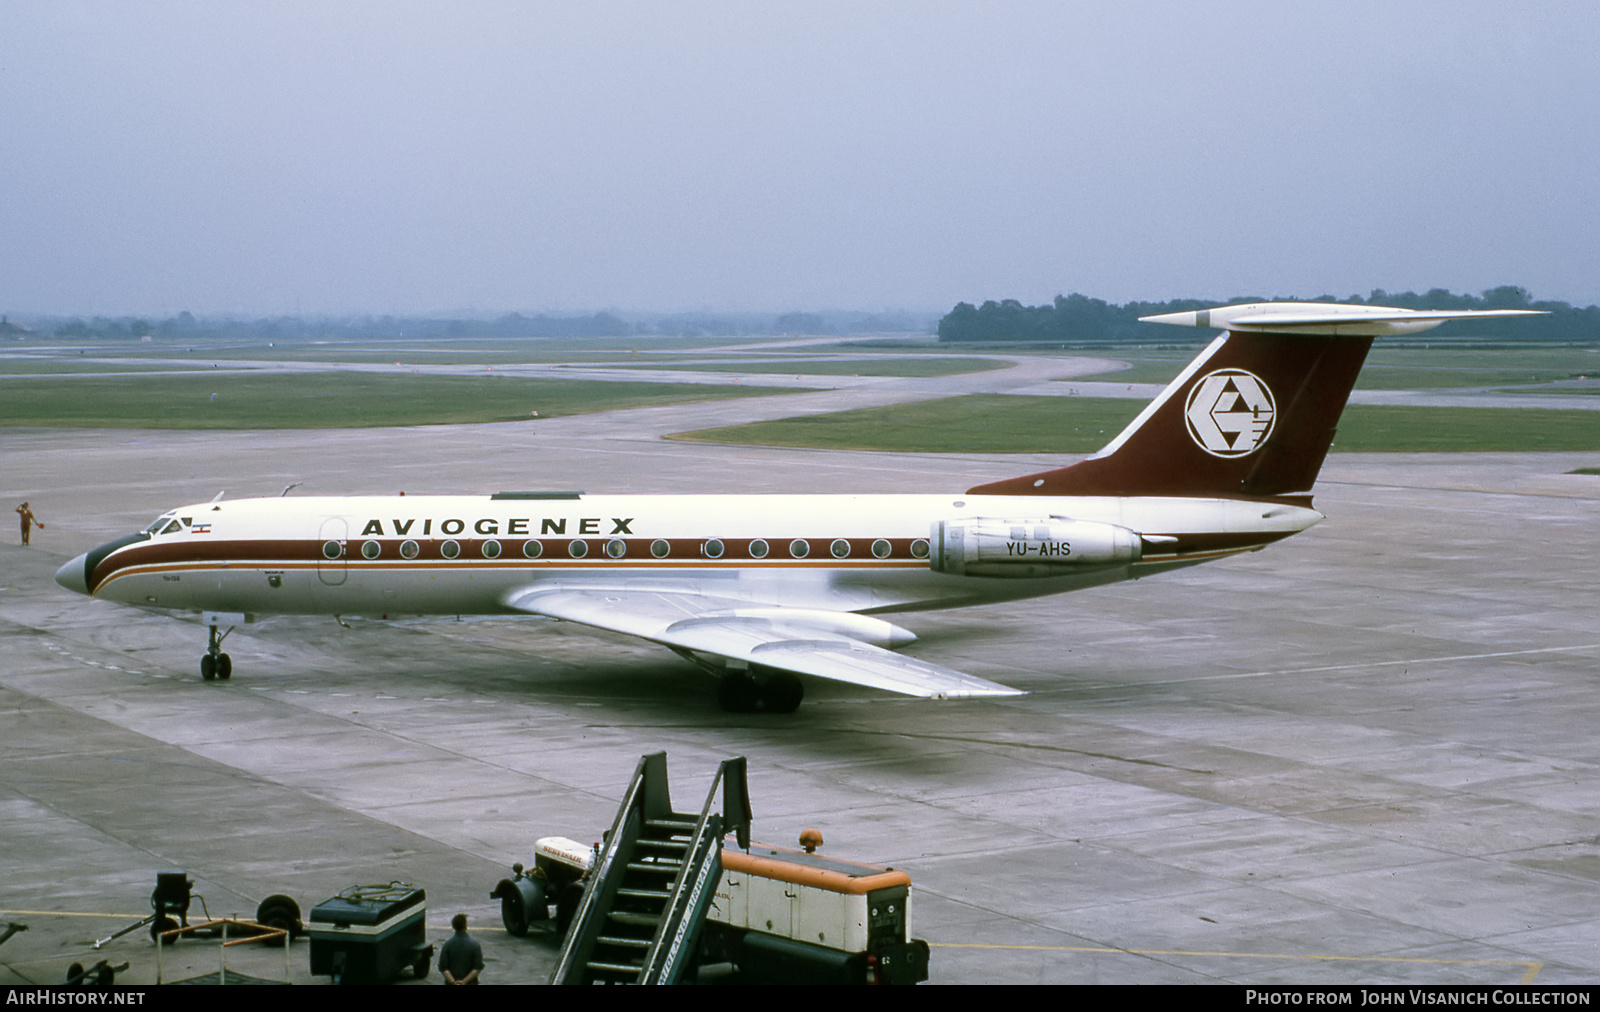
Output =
[
  {"x1": 0, "y1": 360, "x2": 212, "y2": 375},
  {"x1": 609, "y1": 356, "x2": 1006, "y2": 377},
  {"x1": 670, "y1": 395, "x2": 1144, "y2": 453},
  {"x1": 0, "y1": 372, "x2": 787, "y2": 429},
  {"x1": 670, "y1": 395, "x2": 1600, "y2": 453}
]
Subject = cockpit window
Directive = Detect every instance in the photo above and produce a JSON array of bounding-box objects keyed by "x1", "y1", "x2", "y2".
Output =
[
  {"x1": 147, "y1": 516, "x2": 196, "y2": 536},
  {"x1": 144, "y1": 511, "x2": 182, "y2": 535}
]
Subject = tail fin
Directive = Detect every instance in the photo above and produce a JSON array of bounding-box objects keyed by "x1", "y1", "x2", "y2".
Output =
[{"x1": 968, "y1": 302, "x2": 1544, "y2": 500}]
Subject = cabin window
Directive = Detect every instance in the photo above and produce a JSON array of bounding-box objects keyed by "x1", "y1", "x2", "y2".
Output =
[
  {"x1": 650, "y1": 539, "x2": 670, "y2": 558},
  {"x1": 322, "y1": 540, "x2": 343, "y2": 560},
  {"x1": 831, "y1": 538, "x2": 851, "y2": 559},
  {"x1": 871, "y1": 539, "x2": 891, "y2": 559},
  {"x1": 523, "y1": 540, "x2": 543, "y2": 559},
  {"x1": 605, "y1": 538, "x2": 626, "y2": 558},
  {"x1": 749, "y1": 539, "x2": 769, "y2": 559},
  {"x1": 440, "y1": 540, "x2": 461, "y2": 559},
  {"x1": 789, "y1": 539, "x2": 809, "y2": 559},
  {"x1": 704, "y1": 539, "x2": 725, "y2": 559},
  {"x1": 910, "y1": 539, "x2": 930, "y2": 559},
  {"x1": 400, "y1": 540, "x2": 419, "y2": 559},
  {"x1": 568, "y1": 540, "x2": 588, "y2": 559},
  {"x1": 482, "y1": 539, "x2": 502, "y2": 559},
  {"x1": 361, "y1": 540, "x2": 381, "y2": 559},
  {"x1": 160, "y1": 520, "x2": 183, "y2": 535}
]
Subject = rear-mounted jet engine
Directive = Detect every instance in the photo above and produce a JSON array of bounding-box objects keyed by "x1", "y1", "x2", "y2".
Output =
[{"x1": 929, "y1": 518, "x2": 1142, "y2": 578}]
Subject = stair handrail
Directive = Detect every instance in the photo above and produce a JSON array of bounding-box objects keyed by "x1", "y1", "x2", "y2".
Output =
[
  {"x1": 639, "y1": 756, "x2": 749, "y2": 983},
  {"x1": 550, "y1": 752, "x2": 666, "y2": 984}
]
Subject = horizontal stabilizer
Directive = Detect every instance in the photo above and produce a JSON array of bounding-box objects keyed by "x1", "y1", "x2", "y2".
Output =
[{"x1": 1141, "y1": 302, "x2": 1546, "y2": 337}]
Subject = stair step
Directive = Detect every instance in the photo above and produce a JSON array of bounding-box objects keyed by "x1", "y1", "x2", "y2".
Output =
[
  {"x1": 607, "y1": 911, "x2": 661, "y2": 928},
  {"x1": 617, "y1": 888, "x2": 670, "y2": 900},
  {"x1": 597, "y1": 935, "x2": 651, "y2": 949},
  {"x1": 586, "y1": 961, "x2": 643, "y2": 977},
  {"x1": 636, "y1": 838, "x2": 689, "y2": 851},
  {"x1": 627, "y1": 861, "x2": 681, "y2": 873},
  {"x1": 645, "y1": 819, "x2": 696, "y2": 833}
]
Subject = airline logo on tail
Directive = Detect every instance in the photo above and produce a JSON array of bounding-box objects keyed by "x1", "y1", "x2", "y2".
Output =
[{"x1": 1184, "y1": 368, "x2": 1276, "y2": 457}]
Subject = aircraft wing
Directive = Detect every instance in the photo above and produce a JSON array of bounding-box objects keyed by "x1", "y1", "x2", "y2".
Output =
[{"x1": 505, "y1": 588, "x2": 1025, "y2": 699}]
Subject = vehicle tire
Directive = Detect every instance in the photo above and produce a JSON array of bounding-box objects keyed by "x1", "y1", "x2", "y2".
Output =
[
  {"x1": 151, "y1": 915, "x2": 179, "y2": 943},
  {"x1": 256, "y1": 905, "x2": 290, "y2": 945},
  {"x1": 500, "y1": 889, "x2": 528, "y2": 937},
  {"x1": 217, "y1": 654, "x2": 232, "y2": 680},
  {"x1": 66, "y1": 962, "x2": 84, "y2": 985},
  {"x1": 413, "y1": 952, "x2": 430, "y2": 979},
  {"x1": 256, "y1": 894, "x2": 300, "y2": 946},
  {"x1": 200, "y1": 655, "x2": 215, "y2": 680}
]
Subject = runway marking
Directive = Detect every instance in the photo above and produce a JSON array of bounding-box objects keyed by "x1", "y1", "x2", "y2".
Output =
[
  {"x1": 932, "y1": 941, "x2": 1544, "y2": 982},
  {"x1": 0, "y1": 909, "x2": 148, "y2": 919},
  {"x1": 1142, "y1": 642, "x2": 1600, "y2": 686}
]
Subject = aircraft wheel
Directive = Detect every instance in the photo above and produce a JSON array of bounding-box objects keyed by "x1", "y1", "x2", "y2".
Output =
[
  {"x1": 200, "y1": 655, "x2": 216, "y2": 681},
  {"x1": 717, "y1": 672, "x2": 759, "y2": 713},
  {"x1": 760, "y1": 672, "x2": 804, "y2": 714},
  {"x1": 217, "y1": 654, "x2": 232, "y2": 680},
  {"x1": 412, "y1": 951, "x2": 431, "y2": 979}
]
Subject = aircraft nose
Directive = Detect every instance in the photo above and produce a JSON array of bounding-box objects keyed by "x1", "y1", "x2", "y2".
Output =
[{"x1": 55, "y1": 554, "x2": 89, "y2": 596}]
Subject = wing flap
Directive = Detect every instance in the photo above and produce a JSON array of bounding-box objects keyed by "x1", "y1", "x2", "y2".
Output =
[{"x1": 507, "y1": 587, "x2": 1024, "y2": 700}]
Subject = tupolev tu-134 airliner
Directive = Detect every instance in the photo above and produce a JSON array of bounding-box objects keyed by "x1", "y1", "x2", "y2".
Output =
[{"x1": 55, "y1": 302, "x2": 1541, "y2": 712}]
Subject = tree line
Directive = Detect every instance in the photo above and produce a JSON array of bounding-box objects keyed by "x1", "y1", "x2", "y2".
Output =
[
  {"x1": 19, "y1": 308, "x2": 939, "y2": 343},
  {"x1": 937, "y1": 287, "x2": 1600, "y2": 343}
]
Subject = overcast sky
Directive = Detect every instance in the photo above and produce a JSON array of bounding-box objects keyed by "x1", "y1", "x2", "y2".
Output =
[{"x1": 3, "y1": 1, "x2": 1597, "y2": 317}]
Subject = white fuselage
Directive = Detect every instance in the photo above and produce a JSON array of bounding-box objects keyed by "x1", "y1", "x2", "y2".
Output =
[{"x1": 77, "y1": 492, "x2": 1321, "y2": 620}]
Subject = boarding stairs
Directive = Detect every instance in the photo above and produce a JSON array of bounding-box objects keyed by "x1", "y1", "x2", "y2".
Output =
[{"x1": 551, "y1": 752, "x2": 751, "y2": 985}]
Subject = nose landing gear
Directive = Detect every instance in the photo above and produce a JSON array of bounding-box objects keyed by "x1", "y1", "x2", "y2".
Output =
[{"x1": 201, "y1": 620, "x2": 233, "y2": 681}]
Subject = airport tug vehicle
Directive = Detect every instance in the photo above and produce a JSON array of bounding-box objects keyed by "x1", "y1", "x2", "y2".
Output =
[{"x1": 493, "y1": 753, "x2": 930, "y2": 984}]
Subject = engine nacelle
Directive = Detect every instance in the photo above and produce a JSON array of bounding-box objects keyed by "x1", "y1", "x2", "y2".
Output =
[{"x1": 930, "y1": 517, "x2": 1142, "y2": 578}]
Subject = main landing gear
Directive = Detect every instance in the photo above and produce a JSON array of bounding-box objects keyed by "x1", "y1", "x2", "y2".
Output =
[
  {"x1": 200, "y1": 621, "x2": 233, "y2": 682},
  {"x1": 717, "y1": 668, "x2": 804, "y2": 714}
]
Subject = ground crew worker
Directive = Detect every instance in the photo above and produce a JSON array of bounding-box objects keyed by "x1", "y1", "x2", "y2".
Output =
[
  {"x1": 438, "y1": 912, "x2": 483, "y2": 985},
  {"x1": 16, "y1": 502, "x2": 43, "y2": 546}
]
